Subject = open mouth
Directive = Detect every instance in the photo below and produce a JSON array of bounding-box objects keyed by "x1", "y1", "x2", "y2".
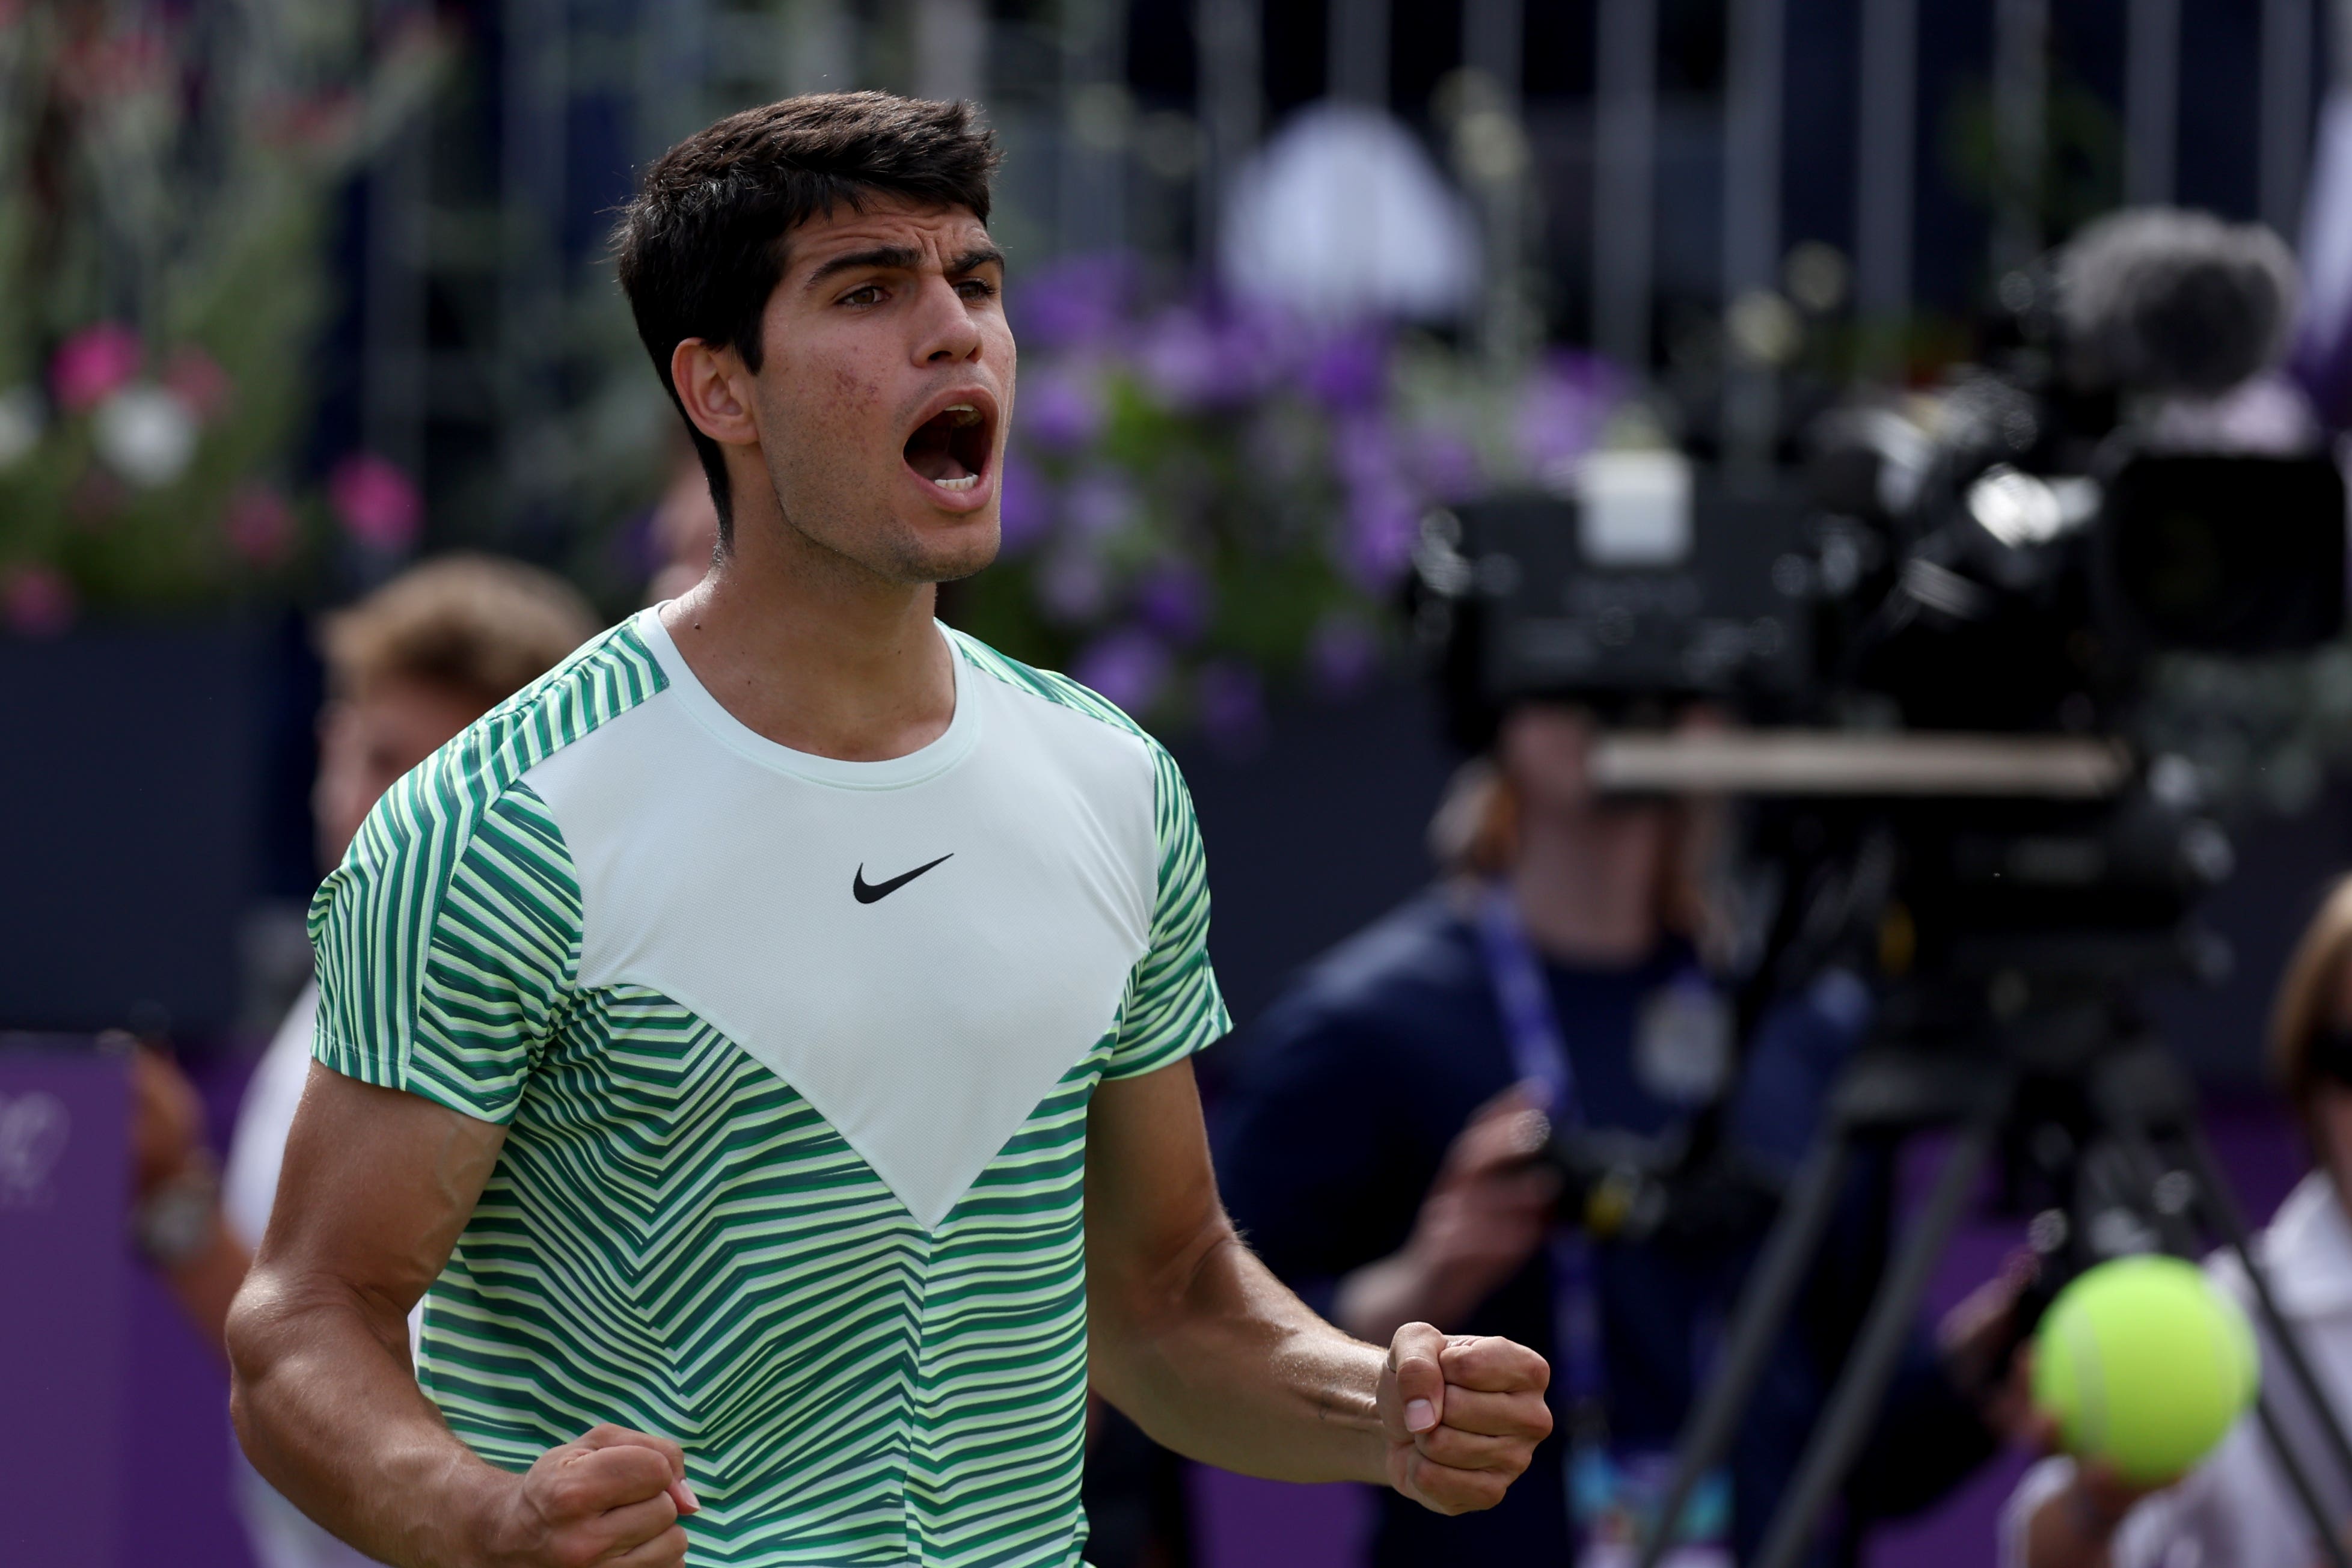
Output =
[{"x1": 903, "y1": 400, "x2": 993, "y2": 494}]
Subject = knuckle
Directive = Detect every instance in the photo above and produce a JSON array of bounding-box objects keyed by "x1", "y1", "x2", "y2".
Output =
[{"x1": 545, "y1": 1474, "x2": 594, "y2": 1517}]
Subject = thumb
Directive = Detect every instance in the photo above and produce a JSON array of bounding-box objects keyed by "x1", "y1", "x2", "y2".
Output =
[{"x1": 1387, "y1": 1321, "x2": 1448, "y2": 1438}]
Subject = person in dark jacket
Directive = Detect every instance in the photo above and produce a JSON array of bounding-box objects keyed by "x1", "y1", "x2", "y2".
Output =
[{"x1": 1215, "y1": 701, "x2": 2024, "y2": 1567}]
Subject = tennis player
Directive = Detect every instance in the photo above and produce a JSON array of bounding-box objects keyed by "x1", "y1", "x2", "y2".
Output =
[{"x1": 226, "y1": 91, "x2": 1552, "y2": 1567}]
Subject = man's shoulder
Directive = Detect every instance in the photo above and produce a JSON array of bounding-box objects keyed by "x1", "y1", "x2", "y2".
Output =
[
  {"x1": 311, "y1": 619, "x2": 658, "y2": 928},
  {"x1": 400, "y1": 618, "x2": 663, "y2": 820},
  {"x1": 946, "y1": 626, "x2": 1166, "y2": 755}
]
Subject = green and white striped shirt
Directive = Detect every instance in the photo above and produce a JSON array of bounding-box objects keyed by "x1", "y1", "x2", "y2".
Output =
[{"x1": 309, "y1": 610, "x2": 1227, "y2": 1566}]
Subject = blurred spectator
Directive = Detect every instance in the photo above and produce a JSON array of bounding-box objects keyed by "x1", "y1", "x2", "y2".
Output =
[
  {"x1": 128, "y1": 555, "x2": 596, "y2": 1568},
  {"x1": 2006, "y1": 872, "x2": 2352, "y2": 1567},
  {"x1": 645, "y1": 447, "x2": 721, "y2": 604},
  {"x1": 1215, "y1": 703, "x2": 2021, "y2": 1566}
]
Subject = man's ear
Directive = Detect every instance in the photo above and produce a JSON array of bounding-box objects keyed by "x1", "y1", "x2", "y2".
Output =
[{"x1": 671, "y1": 338, "x2": 759, "y2": 448}]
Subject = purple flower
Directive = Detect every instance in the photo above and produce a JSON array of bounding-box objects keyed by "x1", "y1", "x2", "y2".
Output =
[
  {"x1": 1073, "y1": 626, "x2": 1172, "y2": 715},
  {"x1": 1343, "y1": 482, "x2": 1420, "y2": 590},
  {"x1": 1302, "y1": 328, "x2": 1390, "y2": 411},
  {"x1": 1309, "y1": 614, "x2": 1382, "y2": 698},
  {"x1": 1038, "y1": 545, "x2": 1109, "y2": 623},
  {"x1": 1133, "y1": 561, "x2": 1213, "y2": 643},
  {"x1": 1409, "y1": 426, "x2": 1483, "y2": 502},
  {"x1": 1331, "y1": 410, "x2": 1404, "y2": 491},
  {"x1": 1514, "y1": 351, "x2": 1621, "y2": 473},
  {"x1": 1020, "y1": 367, "x2": 1106, "y2": 453},
  {"x1": 1196, "y1": 660, "x2": 1268, "y2": 755},
  {"x1": 1136, "y1": 301, "x2": 1297, "y2": 409},
  {"x1": 1065, "y1": 468, "x2": 1137, "y2": 537},
  {"x1": 1012, "y1": 254, "x2": 1138, "y2": 352},
  {"x1": 997, "y1": 452, "x2": 1055, "y2": 555}
]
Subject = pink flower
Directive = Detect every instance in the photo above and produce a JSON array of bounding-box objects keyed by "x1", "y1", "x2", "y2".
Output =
[
  {"x1": 3, "y1": 566, "x2": 76, "y2": 638},
  {"x1": 224, "y1": 485, "x2": 298, "y2": 566},
  {"x1": 328, "y1": 453, "x2": 422, "y2": 550},
  {"x1": 51, "y1": 323, "x2": 142, "y2": 413},
  {"x1": 163, "y1": 347, "x2": 233, "y2": 421}
]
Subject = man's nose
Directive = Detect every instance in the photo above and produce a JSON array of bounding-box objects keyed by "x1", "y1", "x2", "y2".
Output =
[{"x1": 913, "y1": 275, "x2": 984, "y2": 364}]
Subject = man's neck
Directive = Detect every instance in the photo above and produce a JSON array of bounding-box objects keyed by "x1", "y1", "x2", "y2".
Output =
[
  {"x1": 657, "y1": 513, "x2": 956, "y2": 764},
  {"x1": 1506, "y1": 806, "x2": 1668, "y2": 968}
]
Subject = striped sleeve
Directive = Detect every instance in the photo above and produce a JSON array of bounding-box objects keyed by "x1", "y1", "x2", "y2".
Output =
[
  {"x1": 308, "y1": 776, "x2": 580, "y2": 1124},
  {"x1": 1104, "y1": 739, "x2": 1229, "y2": 1079}
]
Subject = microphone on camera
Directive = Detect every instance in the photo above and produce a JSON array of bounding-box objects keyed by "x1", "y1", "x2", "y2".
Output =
[{"x1": 2059, "y1": 208, "x2": 2300, "y2": 397}]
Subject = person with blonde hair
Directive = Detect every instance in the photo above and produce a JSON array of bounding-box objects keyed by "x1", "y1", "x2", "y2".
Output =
[
  {"x1": 2007, "y1": 871, "x2": 2352, "y2": 1567},
  {"x1": 130, "y1": 553, "x2": 596, "y2": 1568}
]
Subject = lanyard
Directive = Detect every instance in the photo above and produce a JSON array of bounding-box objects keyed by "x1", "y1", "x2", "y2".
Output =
[
  {"x1": 1476, "y1": 883, "x2": 1738, "y2": 1557},
  {"x1": 1472, "y1": 883, "x2": 1610, "y2": 1419}
]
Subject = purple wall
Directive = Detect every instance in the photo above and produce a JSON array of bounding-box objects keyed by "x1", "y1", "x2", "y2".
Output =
[{"x1": 2, "y1": 1044, "x2": 130, "y2": 1568}]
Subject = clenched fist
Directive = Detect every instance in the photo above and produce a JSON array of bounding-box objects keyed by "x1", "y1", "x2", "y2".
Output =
[
  {"x1": 1377, "y1": 1322, "x2": 1553, "y2": 1516},
  {"x1": 471, "y1": 1424, "x2": 700, "y2": 1567}
]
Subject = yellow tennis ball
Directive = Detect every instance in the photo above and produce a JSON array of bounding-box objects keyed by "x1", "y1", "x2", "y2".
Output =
[{"x1": 2032, "y1": 1254, "x2": 2260, "y2": 1485}]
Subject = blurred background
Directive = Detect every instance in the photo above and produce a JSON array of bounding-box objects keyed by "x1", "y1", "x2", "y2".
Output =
[{"x1": 7, "y1": 1, "x2": 2352, "y2": 1564}]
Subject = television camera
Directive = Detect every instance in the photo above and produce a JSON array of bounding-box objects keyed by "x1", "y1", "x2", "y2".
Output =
[{"x1": 1411, "y1": 209, "x2": 2352, "y2": 1568}]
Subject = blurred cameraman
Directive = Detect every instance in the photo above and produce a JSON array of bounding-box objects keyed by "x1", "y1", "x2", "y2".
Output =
[
  {"x1": 127, "y1": 556, "x2": 595, "y2": 1568},
  {"x1": 1216, "y1": 700, "x2": 2024, "y2": 1567}
]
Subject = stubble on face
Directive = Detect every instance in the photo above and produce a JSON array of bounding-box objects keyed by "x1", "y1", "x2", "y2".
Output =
[{"x1": 741, "y1": 195, "x2": 1015, "y2": 590}]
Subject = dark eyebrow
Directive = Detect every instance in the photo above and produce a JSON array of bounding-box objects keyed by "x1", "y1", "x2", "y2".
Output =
[
  {"x1": 803, "y1": 242, "x2": 1006, "y2": 292},
  {"x1": 804, "y1": 244, "x2": 924, "y2": 290},
  {"x1": 946, "y1": 244, "x2": 1006, "y2": 278}
]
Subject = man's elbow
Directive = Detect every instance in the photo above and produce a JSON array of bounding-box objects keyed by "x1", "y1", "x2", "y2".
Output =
[
  {"x1": 224, "y1": 1265, "x2": 301, "y2": 1436},
  {"x1": 1097, "y1": 1211, "x2": 1249, "y2": 1346}
]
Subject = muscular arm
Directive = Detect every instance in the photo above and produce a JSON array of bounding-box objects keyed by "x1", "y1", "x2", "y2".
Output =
[
  {"x1": 226, "y1": 1065, "x2": 692, "y2": 1568},
  {"x1": 1084, "y1": 1058, "x2": 1552, "y2": 1513}
]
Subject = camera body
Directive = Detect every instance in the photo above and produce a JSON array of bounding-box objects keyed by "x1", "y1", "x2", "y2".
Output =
[{"x1": 1418, "y1": 442, "x2": 2344, "y2": 740}]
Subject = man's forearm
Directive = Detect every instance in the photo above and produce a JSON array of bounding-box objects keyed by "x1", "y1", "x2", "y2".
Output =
[
  {"x1": 228, "y1": 1270, "x2": 505, "y2": 1568},
  {"x1": 1092, "y1": 1228, "x2": 1391, "y2": 1484}
]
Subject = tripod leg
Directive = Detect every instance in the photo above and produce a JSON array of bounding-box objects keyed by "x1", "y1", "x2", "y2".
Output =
[
  {"x1": 2095, "y1": 1113, "x2": 2352, "y2": 1567},
  {"x1": 1635, "y1": 1137, "x2": 1854, "y2": 1568},
  {"x1": 1750, "y1": 1113, "x2": 2000, "y2": 1568},
  {"x1": 2178, "y1": 1127, "x2": 2352, "y2": 1501},
  {"x1": 2252, "y1": 1389, "x2": 2352, "y2": 1568}
]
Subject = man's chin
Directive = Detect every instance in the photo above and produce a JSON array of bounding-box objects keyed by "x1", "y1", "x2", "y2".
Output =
[{"x1": 890, "y1": 514, "x2": 1001, "y2": 586}]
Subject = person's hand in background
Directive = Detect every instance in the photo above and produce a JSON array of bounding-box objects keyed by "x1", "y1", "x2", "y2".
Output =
[
  {"x1": 1335, "y1": 1084, "x2": 1560, "y2": 1344},
  {"x1": 1940, "y1": 1251, "x2": 2044, "y2": 1444},
  {"x1": 129, "y1": 1038, "x2": 209, "y2": 1202},
  {"x1": 126, "y1": 1037, "x2": 248, "y2": 1350}
]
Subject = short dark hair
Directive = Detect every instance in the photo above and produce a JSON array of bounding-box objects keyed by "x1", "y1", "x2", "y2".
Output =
[{"x1": 613, "y1": 92, "x2": 1001, "y2": 544}]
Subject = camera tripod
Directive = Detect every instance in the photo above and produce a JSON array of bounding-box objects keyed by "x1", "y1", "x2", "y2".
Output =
[{"x1": 1635, "y1": 987, "x2": 2352, "y2": 1568}]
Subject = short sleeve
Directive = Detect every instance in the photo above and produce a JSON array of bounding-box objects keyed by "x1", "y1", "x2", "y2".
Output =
[
  {"x1": 1103, "y1": 741, "x2": 1228, "y2": 1079},
  {"x1": 308, "y1": 776, "x2": 580, "y2": 1124}
]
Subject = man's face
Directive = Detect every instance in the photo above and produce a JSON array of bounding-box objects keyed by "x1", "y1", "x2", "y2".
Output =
[
  {"x1": 313, "y1": 678, "x2": 486, "y2": 868},
  {"x1": 740, "y1": 193, "x2": 1014, "y2": 584}
]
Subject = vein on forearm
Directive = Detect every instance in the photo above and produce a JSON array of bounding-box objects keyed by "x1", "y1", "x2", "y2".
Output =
[{"x1": 1096, "y1": 1222, "x2": 1384, "y2": 1481}]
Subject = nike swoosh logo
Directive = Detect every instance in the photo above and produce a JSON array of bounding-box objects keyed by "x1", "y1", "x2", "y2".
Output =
[{"x1": 853, "y1": 853, "x2": 954, "y2": 904}]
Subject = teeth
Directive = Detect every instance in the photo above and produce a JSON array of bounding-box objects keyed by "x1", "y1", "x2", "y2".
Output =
[
  {"x1": 935, "y1": 473, "x2": 981, "y2": 492},
  {"x1": 944, "y1": 404, "x2": 982, "y2": 426}
]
